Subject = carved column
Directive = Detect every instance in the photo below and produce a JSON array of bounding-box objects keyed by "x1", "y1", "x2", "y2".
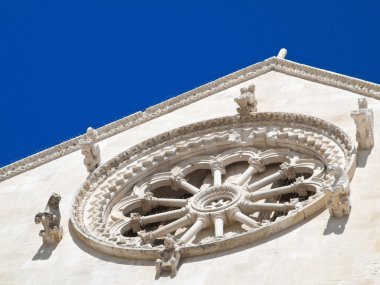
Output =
[
  {"x1": 179, "y1": 215, "x2": 209, "y2": 244},
  {"x1": 171, "y1": 173, "x2": 200, "y2": 195},
  {"x1": 227, "y1": 207, "x2": 259, "y2": 228},
  {"x1": 240, "y1": 200, "x2": 296, "y2": 212},
  {"x1": 139, "y1": 213, "x2": 194, "y2": 244},
  {"x1": 246, "y1": 177, "x2": 308, "y2": 201},
  {"x1": 236, "y1": 157, "x2": 265, "y2": 186},
  {"x1": 138, "y1": 207, "x2": 188, "y2": 228},
  {"x1": 212, "y1": 212, "x2": 226, "y2": 238},
  {"x1": 211, "y1": 160, "x2": 225, "y2": 186}
]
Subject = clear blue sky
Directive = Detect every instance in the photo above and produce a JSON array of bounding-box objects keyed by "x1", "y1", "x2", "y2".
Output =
[{"x1": 1, "y1": 1, "x2": 380, "y2": 167}]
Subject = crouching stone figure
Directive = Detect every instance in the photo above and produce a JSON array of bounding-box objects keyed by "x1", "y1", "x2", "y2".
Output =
[
  {"x1": 155, "y1": 235, "x2": 181, "y2": 278},
  {"x1": 234, "y1": 84, "x2": 257, "y2": 115},
  {"x1": 350, "y1": 97, "x2": 374, "y2": 150},
  {"x1": 79, "y1": 127, "x2": 101, "y2": 173},
  {"x1": 34, "y1": 193, "x2": 63, "y2": 243},
  {"x1": 322, "y1": 165, "x2": 350, "y2": 218}
]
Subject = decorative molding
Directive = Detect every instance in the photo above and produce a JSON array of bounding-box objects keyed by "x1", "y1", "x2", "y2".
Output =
[
  {"x1": 70, "y1": 112, "x2": 355, "y2": 261},
  {"x1": 1, "y1": 56, "x2": 376, "y2": 182}
]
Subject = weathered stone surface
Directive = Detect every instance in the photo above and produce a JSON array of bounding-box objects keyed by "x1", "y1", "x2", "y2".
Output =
[{"x1": 2, "y1": 60, "x2": 380, "y2": 284}]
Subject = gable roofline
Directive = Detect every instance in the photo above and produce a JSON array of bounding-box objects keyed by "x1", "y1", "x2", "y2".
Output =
[{"x1": 1, "y1": 56, "x2": 380, "y2": 182}]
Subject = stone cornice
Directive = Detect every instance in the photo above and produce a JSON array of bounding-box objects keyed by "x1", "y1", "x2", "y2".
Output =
[{"x1": 1, "y1": 56, "x2": 377, "y2": 182}]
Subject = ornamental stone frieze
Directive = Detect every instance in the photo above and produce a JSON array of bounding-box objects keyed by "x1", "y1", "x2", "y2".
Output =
[
  {"x1": 3, "y1": 55, "x2": 380, "y2": 182},
  {"x1": 70, "y1": 112, "x2": 355, "y2": 277}
]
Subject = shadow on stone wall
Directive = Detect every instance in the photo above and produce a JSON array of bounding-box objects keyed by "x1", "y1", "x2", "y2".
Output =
[
  {"x1": 184, "y1": 208, "x2": 327, "y2": 264},
  {"x1": 323, "y1": 214, "x2": 349, "y2": 235},
  {"x1": 32, "y1": 243, "x2": 58, "y2": 260},
  {"x1": 356, "y1": 148, "x2": 372, "y2": 168},
  {"x1": 68, "y1": 220, "x2": 153, "y2": 267},
  {"x1": 67, "y1": 208, "x2": 337, "y2": 270}
]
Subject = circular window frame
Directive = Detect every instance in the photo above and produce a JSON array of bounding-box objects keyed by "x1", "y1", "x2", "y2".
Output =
[{"x1": 71, "y1": 112, "x2": 355, "y2": 259}]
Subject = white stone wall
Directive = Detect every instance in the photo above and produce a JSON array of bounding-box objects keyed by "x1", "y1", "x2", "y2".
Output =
[{"x1": 1, "y1": 71, "x2": 380, "y2": 284}]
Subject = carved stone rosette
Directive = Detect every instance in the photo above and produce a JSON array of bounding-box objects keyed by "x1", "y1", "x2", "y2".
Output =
[{"x1": 70, "y1": 112, "x2": 355, "y2": 266}]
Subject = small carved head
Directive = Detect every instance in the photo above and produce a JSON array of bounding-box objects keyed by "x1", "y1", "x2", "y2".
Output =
[
  {"x1": 48, "y1": 193, "x2": 61, "y2": 208},
  {"x1": 86, "y1": 127, "x2": 98, "y2": 142},
  {"x1": 164, "y1": 235, "x2": 176, "y2": 250},
  {"x1": 358, "y1": 98, "x2": 368, "y2": 109},
  {"x1": 247, "y1": 84, "x2": 255, "y2": 93}
]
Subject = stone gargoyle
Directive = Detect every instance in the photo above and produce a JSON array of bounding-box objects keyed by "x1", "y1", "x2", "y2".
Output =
[
  {"x1": 234, "y1": 84, "x2": 257, "y2": 115},
  {"x1": 322, "y1": 165, "x2": 351, "y2": 218},
  {"x1": 34, "y1": 192, "x2": 63, "y2": 244},
  {"x1": 79, "y1": 127, "x2": 101, "y2": 173},
  {"x1": 155, "y1": 235, "x2": 181, "y2": 278}
]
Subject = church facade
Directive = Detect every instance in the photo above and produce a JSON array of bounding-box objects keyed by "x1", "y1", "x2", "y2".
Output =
[{"x1": 1, "y1": 50, "x2": 380, "y2": 284}]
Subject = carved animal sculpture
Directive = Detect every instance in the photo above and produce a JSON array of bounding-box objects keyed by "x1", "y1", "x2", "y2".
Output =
[
  {"x1": 34, "y1": 193, "x2": 63, "y2": 243},
  {"x1": 155, "y1": 235, "x2": 181, "y2": 278}
]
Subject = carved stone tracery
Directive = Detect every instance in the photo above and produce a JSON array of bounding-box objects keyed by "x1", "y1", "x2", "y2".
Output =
[{"x1": 71, "y1": 112, "x2": 355, "y2": 267}]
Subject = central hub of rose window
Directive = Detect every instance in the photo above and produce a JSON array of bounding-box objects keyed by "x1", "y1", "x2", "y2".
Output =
[{"x1": 191, "y1": 184, "x2": 242, "y2": 213}]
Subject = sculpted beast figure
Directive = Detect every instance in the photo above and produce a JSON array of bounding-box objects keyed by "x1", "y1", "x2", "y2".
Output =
[
  {"x1": 34, "y1": 193, "x2": 63, "y2": 243},
  {"x1": 234, "y1": 84, "x2": 257, "y2": 115},
  {"x1": 350, "y1": 97, "x2": 374, "y2": 150},
  {"x1": 79, "y1": 127, "x2": 101, "y2": 173},
  {"x1": 155, "y1": 235, "x2": 181, "y2": 278},
  {"x1": 322, "y1": 165, "x2": 350, "y2": 218}
]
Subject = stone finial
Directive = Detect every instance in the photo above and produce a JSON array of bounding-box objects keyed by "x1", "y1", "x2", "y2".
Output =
[
  {"x1": 277, "y1": 48, "x2": 287, "y2": 59},
  {"x1": 350, "y1": 98, "x2": 374, "y2": 150},
  {"x1": 79, "y1": 127, "x2": 101, "y2": 173},
  {"x1": 155, "y1": 235, "x2": 181, "y2": 279},
  {"x1": 322, "y1": 165, "x2": 350, "y2": 218},
  {"x1": 34, "y1": 193, "x2": 63, "y2": 244},
  {"x1": 234, "y1": 84, "x2": 257, "y2": 115}
]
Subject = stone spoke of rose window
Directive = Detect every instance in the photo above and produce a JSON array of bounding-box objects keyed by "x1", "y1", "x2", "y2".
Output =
[
  {"x1": 211, "y1": 159, "x2": 226, "y2": 186},
  {"x1": 236, "y1": 157, "x2": 266, "y2": 186},
  {"x1": 140, "y1": 193, "x2": 188, "y2": 212},
  {"x1": 239, "y1": 200, "x2": 296, "y2": 213},
  {"x1": 179, "y1": 215, "x2": 209, "y2": 244},
  {"x1": 227, "y1": 207, "x2": 260, "y2": 228},
  {"x1": 138, "y1": 213, "x2": 196, "y2": 245},
  {"x1": 212, "y1": 213, "x2": 225, "y2": 238},
  {"x1": 245, "y1": 162, "x2": 297, "y2": 192},
  {"x1": 129, "y1": 207, "x2": 189, "y2": 233},
  {"x1": 245, "y1": 177, "x2": 309, "y2": 201},
  {"x1": 170, "y1": 173, "x2": 200, "y2": 195}
]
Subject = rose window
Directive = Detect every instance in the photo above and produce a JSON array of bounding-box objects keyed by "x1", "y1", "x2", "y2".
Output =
[{"x1": 71, "y1": 113, "x2": 354, "y2": 259}]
